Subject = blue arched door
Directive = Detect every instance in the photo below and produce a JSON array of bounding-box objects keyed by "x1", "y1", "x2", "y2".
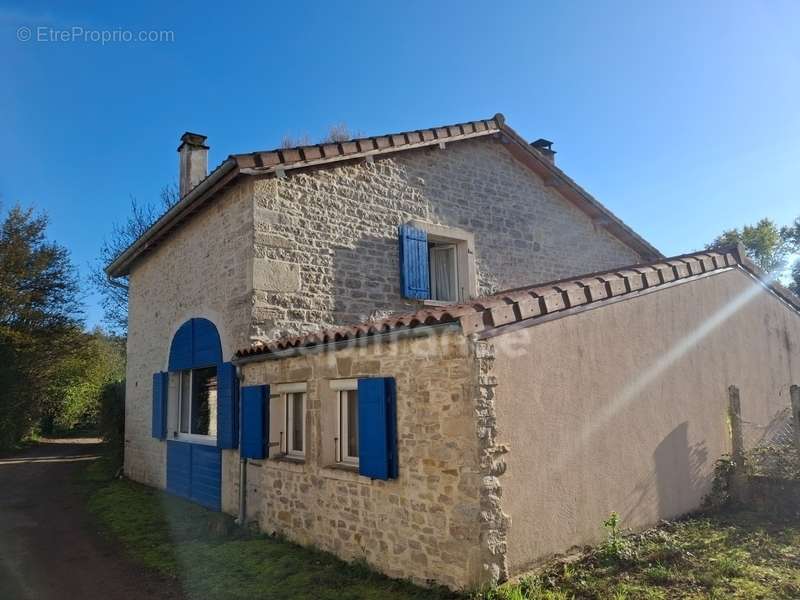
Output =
[{"x1": 152, "y1": 318, "x2": 237, "y2": 511}]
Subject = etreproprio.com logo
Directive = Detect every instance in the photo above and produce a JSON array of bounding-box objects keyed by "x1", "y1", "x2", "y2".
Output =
[{"x1": 16, "y1": 25, "x2": 175, "y2": 44}]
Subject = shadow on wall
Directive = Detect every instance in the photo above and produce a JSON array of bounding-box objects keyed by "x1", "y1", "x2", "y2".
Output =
[
  {"x1": 625, "y1": 422, "x2": 709, "y2": 523},
  {"x1": 331, "y1": 234, "x2": 410, "y2": 326},
  {"x1": 653, "y1": 422, "x2": 709, "y2": 518}
]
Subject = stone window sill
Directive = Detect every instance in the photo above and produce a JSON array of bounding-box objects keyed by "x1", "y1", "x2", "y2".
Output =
[
  {"x1": 422, "y1": 299, "x2": 455, "y2": 307},
  {"x1": 321, "y1": 463, "x2": 371, "y2": 484},
  {"x1": 262, "y1": 455, "x2": 306, "y2": 474},
  {"x1": 270, "y1": 454, "x2": 305, "y2": 465},
  {"x1": 325, "y1": 462, "x2": 359, "y2": 473}
]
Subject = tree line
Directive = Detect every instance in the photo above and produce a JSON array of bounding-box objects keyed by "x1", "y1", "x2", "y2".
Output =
[{"x1": 0, "y1": 206, "x2": 125, "y2": 448}]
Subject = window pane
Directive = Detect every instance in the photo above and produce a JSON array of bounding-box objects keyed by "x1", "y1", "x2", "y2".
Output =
[
  {"x1": 347, "y1": 390, "x2": 358, "y2": 458},
  {"x1": 179, "y1": 371, "x2": 191, "y2": 433},
  {"x1": 291, "y1": 393, "x2": 303, "y2": 452},
  {"x1": 430, "y1": 245, "x2": 457, "y2": 301},
  {"x1": 191, "y1": 367, "x2": 217, "y2": 436},
  {"x1": 270, "y1": 395, "x2": 281, "y2": 452}
]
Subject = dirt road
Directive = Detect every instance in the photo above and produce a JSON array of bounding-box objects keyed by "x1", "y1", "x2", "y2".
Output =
[{"x1": 0, "y1": 439, "x2": 182, "y2": 600}]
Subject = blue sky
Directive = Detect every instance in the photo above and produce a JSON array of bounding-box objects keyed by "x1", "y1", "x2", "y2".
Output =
[{"x1": 2, "y1": 1, "x2": 799, "y2": 329}]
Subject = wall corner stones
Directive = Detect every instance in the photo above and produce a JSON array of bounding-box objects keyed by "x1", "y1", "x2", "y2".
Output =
[{"x1": 472, "y1": 338, "x2": 511, "y2": 583}]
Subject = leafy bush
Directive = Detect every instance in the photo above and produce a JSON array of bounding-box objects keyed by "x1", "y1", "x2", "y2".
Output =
[
  {"x1": 98, "y1": 380, "x2": 125, "y2": 468},
  {"x1": 702, "y1": 455, "x2": 736, "y2": 509}
]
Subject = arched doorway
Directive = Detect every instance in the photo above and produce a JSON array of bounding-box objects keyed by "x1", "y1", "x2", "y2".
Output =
[{"x1": 151, "y1": 318, "x2": 237, "y2": 511}]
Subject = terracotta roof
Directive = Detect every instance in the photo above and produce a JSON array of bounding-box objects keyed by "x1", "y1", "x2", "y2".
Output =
[
  {"x1": 106, "y1": 113, "x2": 660, "y2": 277},
  {"x1": 230, "y1": 115, "x2": 505, "y2": 173},
  {"x1": 234, "y1": 244, "x2": 800, "y2": 360}
]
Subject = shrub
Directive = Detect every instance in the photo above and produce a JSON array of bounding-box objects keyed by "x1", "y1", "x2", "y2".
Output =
[
  {"x1": 702, "y1": 455, "x2": 736, "y2": 509},
  {"x1": 98, "y1": 380, "x2": 125, "y2": 469}
]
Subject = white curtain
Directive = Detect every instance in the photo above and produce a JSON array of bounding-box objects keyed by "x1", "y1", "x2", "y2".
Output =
[{"x1": 430, "y1": 245, "x2": 456, "y2": 301}]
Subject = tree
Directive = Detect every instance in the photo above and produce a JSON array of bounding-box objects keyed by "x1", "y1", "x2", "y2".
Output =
[
  {"x1": 46, "y1": 329, "x2": 125, "y2": 431},
  {"x1": 791, "y1": 261, "x2": 800, "y2": 296},
  {"x1": 280, "y1": 133, "x2": 311, "y2": 149},
  {"x1": 708, "y1": 218, "x2": 798, "y2": 275},
  {"x1": 783, "y1": 216, "x2": 800, "y2": 295},
  {"x1": 280, "y1": 123, "x2": 363, "y2": 149},
  {"x1": 0, "y1": 204, "x2": 84, "y2": 448},
  {"x1": 321, "y1": 122, "x2": 363, "y2": 143},
  {"x1": 91, "y1": 185, "x2": 178, "y2": 334}
]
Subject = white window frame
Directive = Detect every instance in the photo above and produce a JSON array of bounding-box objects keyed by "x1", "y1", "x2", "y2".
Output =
[
  {"x1": 269, "y1": 392, "x2": 282, "y2": 453},
  {"x1": 175, "y1": 366, "x2": 218, "y2": 445},
  {"x1": 285, "y1": 392, "x2": 306, "y2": 458},
  {"x1": 272, "y1": 382, "x2": 307, "y2": 459},
  {"x1": 429, "y1": 242, "x2": 459, "y2": 302},
  {"x1": 332, "y1": 379, "x2": 359, "y2": 466}
]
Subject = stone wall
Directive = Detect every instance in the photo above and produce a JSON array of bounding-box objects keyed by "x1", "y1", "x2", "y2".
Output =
[
  {"x1": 473, "y1": 340, "x2": 511, "y2": 583},
  {"x1": 250, "y1": 137, "x2": 642, "y2": 342},
  {"x1": 124, "y1": 181, "x2": 255, "y2": 488},
  {"x1": 237, "y1": 330, "x2": 484, "y2": 589},
  {"x1": 746, "y1": 476, "x2": 800, "y2": 517}
]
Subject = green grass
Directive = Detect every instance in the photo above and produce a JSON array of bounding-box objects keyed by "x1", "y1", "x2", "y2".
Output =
[
  {"x1": 81, "y1": 458, "x2": 456, "y2": 600},
  {"x1": 476, "y1": 510, "x2": 800, "y2": 600},
  {"x1": 81, "y1": 458, "x2": 800, "y2": 600}
]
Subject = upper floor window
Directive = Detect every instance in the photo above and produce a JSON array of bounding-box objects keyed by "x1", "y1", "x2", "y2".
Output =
[
  {"x1": 178, "y1": 366, "x2": 218, "y2": 438},
  {"x1": 429, "y1": 242, "x2": 459, "y2": 301},
  {"x1": 399, "y1": 222, "x2": 475, "y2": 304}
]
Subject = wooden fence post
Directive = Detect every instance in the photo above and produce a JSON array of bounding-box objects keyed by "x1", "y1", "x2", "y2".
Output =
[
  {"x1": 728, "y1": 385, "x2": 747, "y2": 504},
  {"x1": 728, "y1": 385, "x2": 744, "y2": 462},
  {"x1": 791, "y1": 385, "x2": 800, "y2": 451}
]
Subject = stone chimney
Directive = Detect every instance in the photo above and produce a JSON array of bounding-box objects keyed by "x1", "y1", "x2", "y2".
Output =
[
  {"x1": 178, "y1": 132, "x2": 209, "y2": 198},
  {"x1": 530, "y1": 138, "x2": 556, "y2": 165}
]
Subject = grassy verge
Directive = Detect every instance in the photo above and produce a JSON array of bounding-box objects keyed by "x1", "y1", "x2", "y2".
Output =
[
  {"x1": 477, "y1": 511, "x2": 800, "y2": 600},
  {"x1": 81, "y1": 458, "x2": 456, "y2": 600},
  {"x1": 81, "y1": 457, "x2": 800, "y2": 600}
]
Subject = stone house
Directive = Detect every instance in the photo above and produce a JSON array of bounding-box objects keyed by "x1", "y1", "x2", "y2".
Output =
[{"x1": 107, "y1": 114, "x2": 800, "y2": 589}]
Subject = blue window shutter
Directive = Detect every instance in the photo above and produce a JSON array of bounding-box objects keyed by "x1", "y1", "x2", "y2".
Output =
[
  {"x1": 357, "y1": 377, "x2": 398, "y2": 480},
  {"x1": 217, "y1": 362, "x2": 238, "y2": 449},
  {"x1": 168, "y1": 322, "x2": 193, "y2": 371},
  {"x1": 399, "y1": 225, "x2": 430, "y2": 300},
  {"x1": 151, "y1": 372, "x2": 168, "y2": 440},
  {"x1": 241, "y1": 385, "x2": 268, "y2": 459},
  {"x1": 169, "y1": 318, "x2": 222, "y2": 371},
  {"x1": 193, "y1": 318, "x2": 222, "y2": 366}
]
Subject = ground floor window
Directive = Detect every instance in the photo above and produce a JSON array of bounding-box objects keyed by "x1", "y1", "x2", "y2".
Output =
[
  {"x1": 334, "y1": 381, "x2": 359, "y2": 466},
  {"x1": 270, "y1": 383, "x2": 307, "y2": 458},
  {"x1": 178, "y1": 366, "x2": 218, "y2": 438},
  {"x1": 286, "y1": 391, "x2": 306, "y2": 457}
]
